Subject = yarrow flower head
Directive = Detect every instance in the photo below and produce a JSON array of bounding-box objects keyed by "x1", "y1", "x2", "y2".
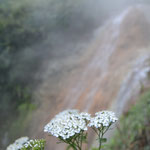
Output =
[
  {"x1": 88, "y1": 110, "x2": 118, "y2": 128},
  {"x1": 22, "y1": 139, "x2": 45, "y2": 150},
  {"x1": 44, "y1": 109, "x2": 118, "y2": 150},
  {"x1": 44, "y1": 109, "x2": 89, "y2": 140},
  {"x1": 6, "y1": 137, "x2": 29, "y2": 150}
]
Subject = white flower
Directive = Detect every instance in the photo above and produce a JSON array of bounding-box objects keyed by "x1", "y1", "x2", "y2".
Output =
[
  {"x1": 80, "y1": 112, "x2": 91, "y2": 121},
  {"x1": 88, "y1": 111, "x2": 118, "y2": 128},
  {"x1": 44, "y1": 109, "x2": 88, "y2": 140},
  {"x1": 6, "y1": 137, "x2": 29, "y2": 150}
]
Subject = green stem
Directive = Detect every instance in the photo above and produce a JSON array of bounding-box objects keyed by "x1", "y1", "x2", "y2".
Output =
[
  {"x1": 98, "y1": 128, "x2": 104, "y2": 150},
  {"x1": 80, "y1": 132, "x2": 83, "y2": 149},
  {"x1": 60, "y1": 138, "x2": 77, "y2": 150},
  {"x1": 60, "y1": 133, "x2": 84, "y2": 150},
  {"x1": 75, "y1": 135, "x2": 81, "y2": 150},
  {"x1": 69, "y1": 141, "x2": 78, "y2": 150},
  {"x1": 92, "y1": 127, "x2": 99, "y2": 136}
]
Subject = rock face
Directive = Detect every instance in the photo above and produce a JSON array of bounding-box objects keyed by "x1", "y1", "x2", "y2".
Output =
[{"x1": 31, "y1": 5, "x2": 150, "y2": 150}]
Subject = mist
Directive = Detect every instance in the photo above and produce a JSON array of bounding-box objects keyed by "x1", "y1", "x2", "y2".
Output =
[{"x1": 14, "y1": 0, "x2": 150, "y2": 83}]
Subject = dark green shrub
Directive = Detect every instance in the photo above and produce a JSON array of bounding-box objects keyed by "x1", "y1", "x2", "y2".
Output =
[{"x1": 104, "y1": 91, "x2": 150, "y2": 150}]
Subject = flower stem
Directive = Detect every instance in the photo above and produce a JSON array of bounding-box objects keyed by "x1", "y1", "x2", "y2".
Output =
[{"x1": 98, "y1": 129, "x2": 104, "y2": 150}]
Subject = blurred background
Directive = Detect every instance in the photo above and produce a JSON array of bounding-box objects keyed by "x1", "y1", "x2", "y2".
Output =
[{"x1": 1, "y1": 0, "x2": 150, "y2": 149}]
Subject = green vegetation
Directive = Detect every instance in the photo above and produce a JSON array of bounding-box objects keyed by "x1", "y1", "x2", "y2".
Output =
[
  {"x1": 102, "y1": 91, "x2": 150, "y2": 150},
  {"x1": 0, "y1": 0, "x2": 41, "y2": 115},
  {"x1": 8, "y1": 103, "x2": 36, "y2": 138},
  {"x1": 0, "y1": 0, "x2": 46, "y2": 148},
  {"x1": 0, "y1": 1, "x2": 43, "y2": 145}
]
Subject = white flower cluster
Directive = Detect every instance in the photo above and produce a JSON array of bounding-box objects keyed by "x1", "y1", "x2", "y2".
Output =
[
  {"x1": 23, "y1": 139, "x2": 45, "y2": 149},
  {"x1": 44, "y1": 109, "x2": 90, "y2": 140},
  {"x1": 6, "y1": 137, "x2": 29, "y2": 150},
  {"x1": 88, "y1": 111, "x2": 118, "y2": 128}
]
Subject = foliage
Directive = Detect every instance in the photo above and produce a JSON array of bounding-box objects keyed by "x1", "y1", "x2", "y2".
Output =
[
  {"x1": 103, "y1": 91, "x2": 150, "y2": 150},
  {"x1": 0, "y1": 2, "x2": 41, "y2": 148},
  {"x1": 0, "y1": 0, "x2": 41, "y2": 121}
]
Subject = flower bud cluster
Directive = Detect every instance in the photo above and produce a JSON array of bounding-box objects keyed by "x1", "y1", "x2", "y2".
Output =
[
  {"x1": 88, "y1": 111, "x2": 118, "y2": 128},
  {"x1": 6, "y1": 137, "x2": 29, "y2": 150},
  {"x1": 23, "y1": 139, "x2": 45, "y2": 149},
  {"x1": 44, "y1": 109, "x2": 90, "y2": 140}
]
